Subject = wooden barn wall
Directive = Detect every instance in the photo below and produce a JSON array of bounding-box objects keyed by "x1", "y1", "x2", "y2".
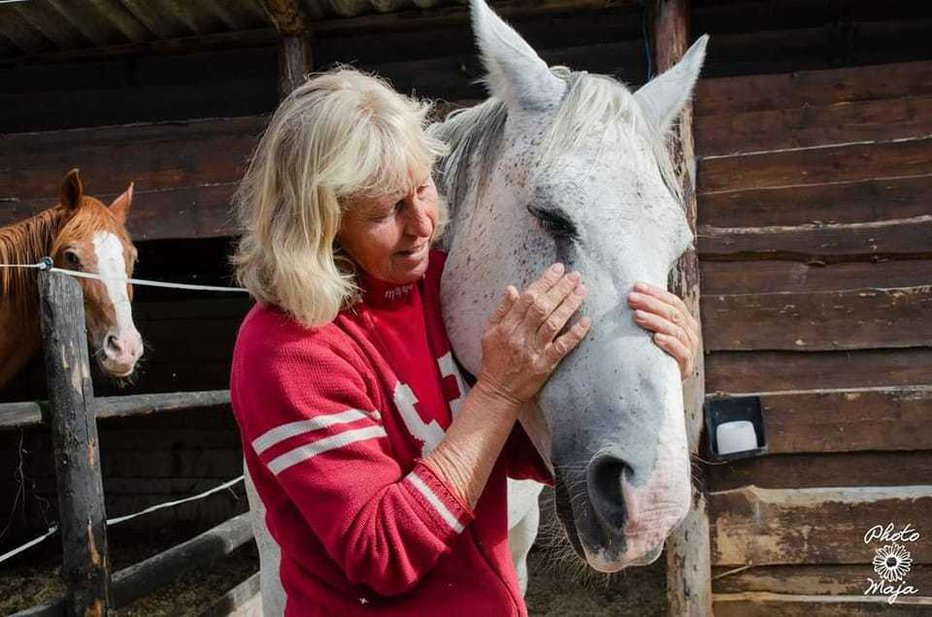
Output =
[{"x1": 693, "y1": 1, "x2": 932, "y2": 613}]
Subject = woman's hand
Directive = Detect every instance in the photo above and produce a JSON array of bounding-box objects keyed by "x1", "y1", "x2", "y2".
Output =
[
  {"x1": 476, "y1": 263, "x2": 591, "y2": 405},
  {"x1": 628, "y1": 282, "x2": 700, "y2": 381}
]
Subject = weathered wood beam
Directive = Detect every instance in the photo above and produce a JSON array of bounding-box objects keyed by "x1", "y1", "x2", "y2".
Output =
[
  {"x1": 198, "y1": 572, "x2": 261, "y2": 617},
  {"x1": 706, "y1": 348, "x2": 932, "y2": 394},
  {"x1": 261, "y1": 0, "x2": 314, "y2": 97},
  {"x1": 713, "y1": 563, "x2": 932, "y2": 596},
  {"x1": 701, "y1": 259, "x2": 932, "y2": 296},
  {"x1": 712, "y1": 385, "x2": 932, "y2": 453},
  {"x1": 702, "y1": 285, "x2": 932, "y2": 351},
  {"x1": 278, "y1": 32, "x2": 313, "y2": 97},
  {"x1": 714, "y1": 592, "x2": 932, "y2": 616},
  {"x1": 698, "y1": 137, "x2": 932, "y2": 194},
  {"x1": 95, "y1": 390, "x2": 231, "y2": 420},
  {"x1": 0, "y1": 401, "x2": 43, "y2": 430},
  {"x1": 110, "y1": 513, "x2": 253, "y2": 608},
  {"x1": 710, "y1": 485, "x2": 932, "y2": 566},
  {"x1": 648, "y1": 1, "x2": 712, "y2": 616},
  {"x1": 38, "y1": 270, "x2": 111, "y2": 616},
  {"x1": 12, "y1": 513, "x2": 254, "y2": 616},
  {"x1": 694, "y1": 60, "x2": 932, "y2": 117},
  {"x1": 698, "y1": 174, "x2": 932, "y2": 229},
  {"x1": 709, "y1": 451, "x2": 932, "y2": 491}
]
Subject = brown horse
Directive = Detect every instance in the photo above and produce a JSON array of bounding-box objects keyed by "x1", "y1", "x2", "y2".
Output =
[{"x1": 0, "y1": 169, "x2": 143, "y2": 389}]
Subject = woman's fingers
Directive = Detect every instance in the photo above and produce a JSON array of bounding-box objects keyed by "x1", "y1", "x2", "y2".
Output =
[
  {"x1": 628, "y1": 288, "x2": 699, "y2": 351},
  {"x1": 536, "y1": 282, "x2": 586, "y2": 346},
  {"x1": 545, "y1": 317, "x2": 591, "y2": 365},
  {"x1": 501, "y1": 263, "x2": 565, "y2": 330},
  {"x1": 633, "y1": 308, "x2": 690, "y2": 350},
  {"x1": 653, "y1": 332, "x2": 694, "y2": 379},
  {"x1": 488, "y1": 285, "x2": 520, "y2": 326}
]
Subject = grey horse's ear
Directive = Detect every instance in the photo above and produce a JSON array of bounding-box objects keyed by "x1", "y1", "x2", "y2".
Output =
[
  {"x1": 634, "y1": 35, "x2": 709, "y2": 135},
  {"x1": 470, "y1": 0, "x2": 565, "y2": 111}
]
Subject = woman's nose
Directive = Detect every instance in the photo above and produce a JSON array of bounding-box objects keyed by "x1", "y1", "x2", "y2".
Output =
[{"x1": 405, "y1": 194, "x2": 433, "y2": 236}]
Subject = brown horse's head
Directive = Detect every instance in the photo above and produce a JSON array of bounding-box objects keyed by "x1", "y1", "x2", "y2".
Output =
[{"x1": 51, "y1": 170, "x2": 143, "y2": 378}]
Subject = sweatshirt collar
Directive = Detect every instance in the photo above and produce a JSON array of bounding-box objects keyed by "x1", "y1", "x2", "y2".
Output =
[{"x1": 357, "y1": 269, "x2": 419, "y2": 307}]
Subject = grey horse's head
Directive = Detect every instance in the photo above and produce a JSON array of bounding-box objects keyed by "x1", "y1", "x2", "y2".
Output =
[{"x1": 436, "y1": 0, "x2": 707, "y2": 571}]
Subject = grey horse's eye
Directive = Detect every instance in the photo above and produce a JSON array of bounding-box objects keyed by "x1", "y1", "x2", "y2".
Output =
[{"x1": 527, "y1": 204, "x2": 577, "y2": 239}]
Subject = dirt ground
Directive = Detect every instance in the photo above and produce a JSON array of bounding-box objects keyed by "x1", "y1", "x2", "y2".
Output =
[{"x1": 2, "y1": 527, "x2": 667, "y2": 616}]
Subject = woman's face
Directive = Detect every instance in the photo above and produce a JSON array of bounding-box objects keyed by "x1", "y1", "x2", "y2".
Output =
[{"x1": 339, "y1": 176, "x2": 439, "y2": 285}]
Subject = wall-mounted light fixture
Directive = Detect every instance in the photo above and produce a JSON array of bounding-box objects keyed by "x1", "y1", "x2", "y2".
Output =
[{"x1": 704, "y1": 395, "x2": 768, "y2": 461}]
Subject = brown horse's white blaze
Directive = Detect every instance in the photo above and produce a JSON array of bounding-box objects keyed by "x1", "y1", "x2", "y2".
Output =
[{"x1": 0, "y1": 169, "x2": 142, "y2": 388}]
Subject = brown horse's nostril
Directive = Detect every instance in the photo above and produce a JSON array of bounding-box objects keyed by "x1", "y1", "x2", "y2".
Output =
[
  {"x1": 587, "y1": 453, "x2": 630, "y2": 530},
  {"x1": 106, "y1": 334, "x2": 122, "y2": 353}
]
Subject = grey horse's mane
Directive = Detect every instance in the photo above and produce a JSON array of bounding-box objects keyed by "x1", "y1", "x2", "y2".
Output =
[{"x1": 430, "y1": 67, "x2": 682, "y2": 212}]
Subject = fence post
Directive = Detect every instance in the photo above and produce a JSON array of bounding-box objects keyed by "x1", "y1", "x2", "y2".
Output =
[{"x1": 39, "y1": 269, "x2": 111, "y2": 616}]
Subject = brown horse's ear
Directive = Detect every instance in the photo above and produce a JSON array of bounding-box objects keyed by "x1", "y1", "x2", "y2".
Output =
[
  {"x1": 110, "y1": 182, "x2": 134, "y2": 224},
  {"x1": 60, "y1": 169, "x2": 83, "y2": 211}
]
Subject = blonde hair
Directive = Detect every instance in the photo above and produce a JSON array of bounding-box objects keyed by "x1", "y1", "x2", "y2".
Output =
[{"x1": 232, "y1": 68, "x2": 448, "y2": 326}]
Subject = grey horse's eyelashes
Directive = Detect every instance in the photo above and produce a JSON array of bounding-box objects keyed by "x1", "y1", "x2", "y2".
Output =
[{"x1": 527, "y1": 204, "x2": 577, "y2": 239}]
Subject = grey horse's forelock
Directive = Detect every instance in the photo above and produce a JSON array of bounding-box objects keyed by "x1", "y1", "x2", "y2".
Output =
[{"x1": 430, "y1": 68, "x2": 682, "y2": 211}]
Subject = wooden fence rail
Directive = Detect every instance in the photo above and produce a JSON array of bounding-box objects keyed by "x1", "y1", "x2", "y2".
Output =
[{"x1": 0, "y1": 390, "x2": 231, "y2": 430}]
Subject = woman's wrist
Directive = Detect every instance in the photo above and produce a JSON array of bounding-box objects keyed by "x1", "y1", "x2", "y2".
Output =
[{"x1": 473, "y1": 374, "x2": 527, "y2": 410}]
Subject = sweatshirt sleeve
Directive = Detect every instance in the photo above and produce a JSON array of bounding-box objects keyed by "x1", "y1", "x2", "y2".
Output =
[
  {"x1": 231, "y1": 330, "x2": 474, "y2": 597},
  {"x1": 506, "y1": 423, "x2": 554, "y2": 485}
]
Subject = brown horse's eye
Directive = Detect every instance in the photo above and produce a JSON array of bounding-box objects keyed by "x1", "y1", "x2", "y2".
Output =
[{"x1": 64, "y1": 250, "x2": 81, "y2": 269}]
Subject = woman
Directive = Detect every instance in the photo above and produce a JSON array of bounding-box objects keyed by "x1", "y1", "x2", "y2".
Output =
[{"x1": 230, "y1": 69, "x2": 699, "y2": 616}]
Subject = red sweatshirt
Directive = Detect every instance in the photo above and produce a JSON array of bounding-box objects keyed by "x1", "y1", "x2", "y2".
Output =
[{"x1": 230, "y1": 250, "x2": 549, "y2": 616}]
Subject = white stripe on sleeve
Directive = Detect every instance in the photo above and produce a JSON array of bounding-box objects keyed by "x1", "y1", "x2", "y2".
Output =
[
  {"x1": 405, "y1": 471, "x2": 465, "y2": 533},
  {"x1": 266, "y1": 425, "x2": 387, "y2": 475},
  {"x1": 252, "y1": 409, "x2": 369, "y2": 454}
]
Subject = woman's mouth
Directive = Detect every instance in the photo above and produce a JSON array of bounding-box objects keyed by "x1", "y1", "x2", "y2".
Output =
[{"x1": 397, "y1": 243, "x2": 428, "y2": 258}]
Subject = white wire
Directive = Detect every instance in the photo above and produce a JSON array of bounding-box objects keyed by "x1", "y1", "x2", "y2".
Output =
[
  {"x1": 106, "y1": 475, "x2": 244, "y2": 525},
  {"x1": 0, "y1": 525, "x2": 58, "y2": 565},
  {"x1": 0, "y1": 475, "x2": 245, "y2": 566},
  {"x1": 0, "y1": 262, "x2": 248, "y2": 293}
]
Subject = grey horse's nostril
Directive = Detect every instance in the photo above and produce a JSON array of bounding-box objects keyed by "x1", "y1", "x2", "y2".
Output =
[
  {"x1": 106, "y1": 335, "x2": 121, "y2": 352},
  {"x1": 587, "y1": 453, "x2": 629, "y2": 530}
]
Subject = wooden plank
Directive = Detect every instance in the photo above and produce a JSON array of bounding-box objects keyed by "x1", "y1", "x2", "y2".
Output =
[
  {"x1": 727, "y1": 386, "x2": 932, "y2": 454},
  {"x1": 702, "y1": 285, "x2": 932, "y2": 351},
  {"x1": 19, "y1": 513, "x2": 254, "y2": 614},
  {"x1": 706, "y1": 349, "x2": 932, "y2": 395},
  {"x1": 198, "y1": 572, "x2": 261, "y2": 617},
  {"x1": 697, "y1": 174, "x2": 932, "y2": 228},
  {"x1": 710, "y1": 485, "x2": 932, "y2": 566},
  {"x1": 109, "y1": 513, "x2": 253, "y2": 608},
  {"x1": 0, "y1": 116, "x2": 265, "y2": 199},
  {"x1": 700, "y1": 259, "x2": 932, "y2": 295},
  {"x1": 696, "y1": 95, "x2": 932, "y2": 156},
  {"x1": 714, "y1": 593, "x2": 932, "y2": 616},
  {"x1": 701, "y1": 17, "x2": 932, "y2": 79},
  {"x1": 713, "y1": 564, "x2": 932, "y2": 595},
  {"x1": 698, "y1": 138, "x2": 932, "y2": 195},
  {"x1": 649, "y1": 1, "x2": 712, "y2": 616},
  {"x1": 698, "y1": 217, "x2": 932, "y2": 260},
  {"x1": 695, "y1": 61, "x2": 932, "y2": 116},
  {"x1": 95, "y1": 390, "x2": 231, "y2": 420},
  {"x1": 0, "y1": 401, "x2": 43, "y2": 430},
  {"x1": 278, "y1": 33, "x2": 312, "y2": 97},
  {"x1": 707, "y1": 451, "x2": 932, "y2": 491},
  {"x1": 38, "y1": 271, "x2": 110, "y2": 615}
]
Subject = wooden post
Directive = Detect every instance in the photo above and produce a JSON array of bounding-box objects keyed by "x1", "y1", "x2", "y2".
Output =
[
  {"x1": 278, "y1": 33, "x2": 313, "y2": 98},
  {"x1": 39, "y1": 270, "x2": 111, "y2": 617},
  {"x1": 648, "y1": 1, "x2": 713, "y2": 616},
  {"x1": 262, "y1": 0, "x2": 314, "y2": 98}
]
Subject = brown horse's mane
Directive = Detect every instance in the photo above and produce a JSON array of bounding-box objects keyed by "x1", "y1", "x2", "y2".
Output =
[{"x1": 0, "y1": 206, "x2": 70, "y2": 316}]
